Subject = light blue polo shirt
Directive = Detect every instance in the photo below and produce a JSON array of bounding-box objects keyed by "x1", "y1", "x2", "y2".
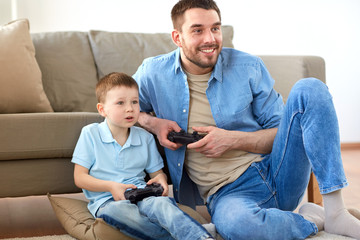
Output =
[{"x1": 72, "y1": 120, "x2": 164, "y2": 217}]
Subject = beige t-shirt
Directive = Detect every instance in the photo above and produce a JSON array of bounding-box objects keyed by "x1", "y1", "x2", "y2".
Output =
[{"x1": 185, "y1": 70, "x2": 263, "y2": 202}]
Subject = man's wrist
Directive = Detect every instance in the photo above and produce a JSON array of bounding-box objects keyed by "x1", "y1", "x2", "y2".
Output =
[
  {"x1": 138, "y1": 112, "x2": 157, "y2": 133},
  {"x1": 159, "y1": 172, "x2": 168, "y2": 182}
]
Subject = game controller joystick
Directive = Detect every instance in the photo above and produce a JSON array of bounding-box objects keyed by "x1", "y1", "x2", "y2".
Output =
[
  {"x1": 167, "y1": 129, "x2": 204, "y2": 145},
  {"x1": 124, "y1": 183, "x2": 164, "y2": 204}
]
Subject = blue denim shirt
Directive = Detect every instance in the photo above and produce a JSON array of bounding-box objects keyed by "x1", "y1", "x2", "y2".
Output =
[{"x1": 133, "y1": 47, "x2": 284, "y2": 207}]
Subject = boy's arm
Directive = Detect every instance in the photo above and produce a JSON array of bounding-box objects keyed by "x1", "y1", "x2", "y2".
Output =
[
  {"x1": 147, "y1": 169, "x2": 169, "y2": 196},
  {"x1": 74, "y1": 164, "x2": 136, "y2": 201}
]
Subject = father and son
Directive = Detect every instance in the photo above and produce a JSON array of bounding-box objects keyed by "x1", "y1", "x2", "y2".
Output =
[{"x1": 71, "y1": 0, "x2": 360, "y2": 239}]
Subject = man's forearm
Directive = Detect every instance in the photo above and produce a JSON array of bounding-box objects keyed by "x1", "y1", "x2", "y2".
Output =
[
  {"x1": 138, "y1": 112, "x2": 157, "y2": 134},
  {"x1": 231, "y1": 128, "x2": 277, "y2": 154}
]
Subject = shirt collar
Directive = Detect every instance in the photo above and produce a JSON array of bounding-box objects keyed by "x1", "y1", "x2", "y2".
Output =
[
  {"x1": 99, "y1": 120, "x2": 141, "y2": 147},
  {"x1": 174, "y1": 47, "x2": 223, "y2": 83},
  {"x1": 174, "y1": 48, "x2": 182, "y2": 74}
]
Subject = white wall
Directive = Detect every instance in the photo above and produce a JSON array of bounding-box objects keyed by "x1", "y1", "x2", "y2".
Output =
[
  {"x1": 2, "y1": 0, "x2": 360, "y2": 143},
  {"x1": 0, "y1": 0, "x2": 12, "y2": 24}
]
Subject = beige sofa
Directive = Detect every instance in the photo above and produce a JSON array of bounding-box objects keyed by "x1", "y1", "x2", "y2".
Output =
[{"x1": 0, "y1": 19, "x2": 325, "y2": 239}]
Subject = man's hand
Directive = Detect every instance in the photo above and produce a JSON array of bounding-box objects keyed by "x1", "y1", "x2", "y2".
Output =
[
  {"x1": 154, "y1": 118, "x2": 184, "y2": 151},
  {"x1": 187, "y1": 126, "x2": 234, "y2": 158},
  {"x1": 138, "y1": 112, "x2": 183, "y2": 150}
]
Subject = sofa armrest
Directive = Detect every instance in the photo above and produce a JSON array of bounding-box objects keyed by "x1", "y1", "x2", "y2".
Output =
[{"x1": 259, "y1": 55, "x2": 326, "y2": 102}]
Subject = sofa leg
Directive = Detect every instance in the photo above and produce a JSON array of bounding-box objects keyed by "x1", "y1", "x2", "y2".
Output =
[{"x1": 307, "y1": 172, "x2": 323, "y2": 206}]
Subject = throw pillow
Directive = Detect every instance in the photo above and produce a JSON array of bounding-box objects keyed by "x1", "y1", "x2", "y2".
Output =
[
  {"x1": 0, "y1": 19, "x2": 53, "y2": 113},
  {"x1": 31, "y1": 31, "x2": 99, "y2": 112},
  {"x1": 48, "y1": 194, "x2": 207, "y2": 240},
  {"x1": 88, "y1": 25, "x2": 234, "y2": 79}
]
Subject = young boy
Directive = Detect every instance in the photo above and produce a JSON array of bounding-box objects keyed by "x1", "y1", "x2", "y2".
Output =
[{"x1": 72, "y1": 72, "x2": 214, "y2": 240}]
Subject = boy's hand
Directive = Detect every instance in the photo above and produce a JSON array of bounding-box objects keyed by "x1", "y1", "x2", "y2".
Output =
[
  {"x1": 147, "y1": 172, "x2": 169, "y2": 196},
  {"x1": 109, "y1": 182, "x2": 137, "y2": 201}
]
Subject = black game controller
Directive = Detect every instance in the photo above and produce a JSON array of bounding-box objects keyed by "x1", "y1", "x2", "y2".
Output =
[
  {"x1": 124, "y1": 183, "x2": 164, "y2": 204},
  {"x1": 167, "y1": 129, "x2": 204, "y2": 145}
]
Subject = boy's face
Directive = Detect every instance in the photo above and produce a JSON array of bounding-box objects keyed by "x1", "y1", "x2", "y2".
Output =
[
  {"x1": 172, "y1": 8, "x2": 223, "y2": 75},
  {"x1": 97, "y1": 86, "x2": 140, "y2": 130}
]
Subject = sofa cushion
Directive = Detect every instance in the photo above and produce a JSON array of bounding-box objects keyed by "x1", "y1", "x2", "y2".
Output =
[
  {"x1": 88, "y1": 25, "x2": 234, "y2": 78},
  {"x1": 48, "y1": 194, "x2": 207, "y2": 240},
  {"x1": 0, "y1": 19, "x2": 53, "y2": 113},
  {"x1": 31, "y1": 31, "x2": 99, "y2": 112},
  {"x1": 48, "y1": 194, "x2": 131, "y2": 240}
]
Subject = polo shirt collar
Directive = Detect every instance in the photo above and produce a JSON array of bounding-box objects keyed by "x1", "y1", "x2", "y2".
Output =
[{"x1": 99, "y1": 120, "x2": 141, "y2": 147}]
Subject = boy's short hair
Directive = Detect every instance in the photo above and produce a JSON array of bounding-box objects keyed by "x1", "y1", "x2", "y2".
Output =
[
  {"x1": 96, "y1": 72, "x2": 139, "y2": 103},
  {"x1": 171, "y1": 0, "x2": 221, "y2": 31}
]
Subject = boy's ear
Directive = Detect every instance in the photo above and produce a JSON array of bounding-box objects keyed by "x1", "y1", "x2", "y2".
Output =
[
  {"x1": 171, "y1": 29, "x2": 182, "y2": 47},
  {"x1": 97, "y1": 103, "x2": 106, "y2": 117}
]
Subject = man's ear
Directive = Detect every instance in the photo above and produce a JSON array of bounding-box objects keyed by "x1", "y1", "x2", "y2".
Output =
[
  {"x1": 171, "y1": 29, "x2": 182, "y2": 47},
  {"x1": 97, "y1": 103, "x2": 106, "y2": 117}
]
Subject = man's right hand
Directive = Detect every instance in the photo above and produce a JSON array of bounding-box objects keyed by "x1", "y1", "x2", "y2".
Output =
[
  {"x1": 154, "y1": 118, "x2": 185, "y2": 150},
  {"x1": 138, "y1": 112, "x2": 183, "y2": 150}
]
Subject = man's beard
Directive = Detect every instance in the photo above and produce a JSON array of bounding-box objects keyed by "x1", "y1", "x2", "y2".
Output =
[{"x1": 183, "y1": 44, "x2": 221, "y2": 69}]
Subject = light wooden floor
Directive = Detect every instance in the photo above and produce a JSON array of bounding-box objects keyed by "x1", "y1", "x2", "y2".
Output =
[
  {"x1": 340, "y1": 148, "x2": 360, "y2": 209},
  {"x1": 295, "y1": 148, "x2": 360, "y2": 211}
]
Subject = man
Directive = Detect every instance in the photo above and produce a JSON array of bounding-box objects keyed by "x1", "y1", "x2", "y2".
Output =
[{"x1": 133, "y1": 0, "x2": 360, "y2": 239}]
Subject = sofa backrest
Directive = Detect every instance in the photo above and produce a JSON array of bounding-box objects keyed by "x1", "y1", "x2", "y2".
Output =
[
  {"x1": 31, "y1": 32, "x2": 99, "y2": 113},
  {"x1": 31, "y1": 26, "x2": 325, "y2": 115},
  {"x1": 31, "y1": 26, "x2": 234, "y2": 113},
  {"x1": 88, "y1": 25, "x2": 235, "y2": 79}
]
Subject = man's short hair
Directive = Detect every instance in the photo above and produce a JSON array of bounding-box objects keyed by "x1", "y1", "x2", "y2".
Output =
[
  {"x1": 171, "y1": 0, "x2": 221, "y2": 31},
  {"x1": 96, "y1": 72, "x2": 138, "y2": 103}
]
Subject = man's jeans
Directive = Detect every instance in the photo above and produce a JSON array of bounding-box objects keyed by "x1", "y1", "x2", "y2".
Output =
[
  {"x1": 96, "y1": 196, "x2": 211, "y2": 240},
  {"x1": 207, "y1": 78, "x2": 348, "y2": 240}
]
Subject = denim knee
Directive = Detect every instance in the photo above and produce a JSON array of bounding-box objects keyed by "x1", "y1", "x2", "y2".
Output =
[
  {"x1": 139, "y1": 197, "x2": 176, "y2": 217},
  {"x1": 293, "y1": 77, "x2": 326, "y2": 90},
  {"x1": 211, "y1": 199, "x2": 258, "y2": 239},
  {"x1": 290, "y1": 78, "x2": 330, "y2": 102}
]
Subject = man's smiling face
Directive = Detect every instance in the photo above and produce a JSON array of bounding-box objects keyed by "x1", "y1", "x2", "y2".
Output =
[{"x1": 174, "y1": 8, "x2": 223, "y2": 75}]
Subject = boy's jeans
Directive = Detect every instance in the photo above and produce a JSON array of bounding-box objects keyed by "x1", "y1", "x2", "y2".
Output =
[
  {"x1": 96, "y1": 196, "x2": 211, "y2": 240},
  {"x1": 207, "y1": 78, "x2": 348, "y2": 240}
]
